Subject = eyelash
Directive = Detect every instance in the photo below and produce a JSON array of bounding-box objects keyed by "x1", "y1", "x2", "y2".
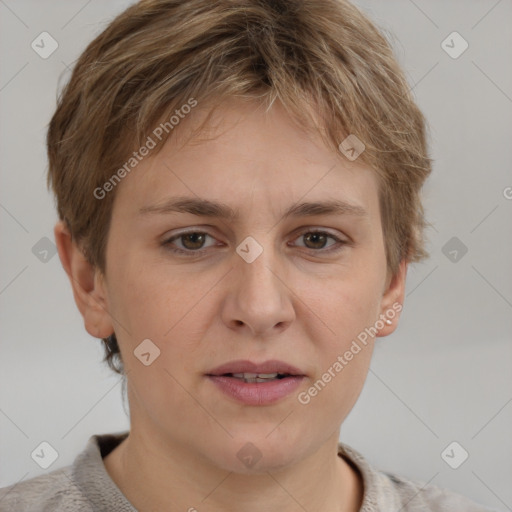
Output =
[{"x1": 162, "y1": 229, "x2": 348, "y2": 257}]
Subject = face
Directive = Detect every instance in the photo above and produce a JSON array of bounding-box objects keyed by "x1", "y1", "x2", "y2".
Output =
[{"x1": 85, "y1": 99, "x2": 405, "y2": 472}]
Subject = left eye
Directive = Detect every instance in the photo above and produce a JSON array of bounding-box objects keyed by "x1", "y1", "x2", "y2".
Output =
[{"x1": 291, "y1": 230, "x2": 344, "y2": 252}]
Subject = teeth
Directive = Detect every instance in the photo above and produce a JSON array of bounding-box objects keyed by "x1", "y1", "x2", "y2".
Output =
[{"x1": 231, "y1": 372, "x2": 281, "y2": 381}]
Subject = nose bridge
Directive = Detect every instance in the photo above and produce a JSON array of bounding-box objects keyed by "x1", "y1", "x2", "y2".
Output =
[
  {"x1": 223, "y1": 235, "x2": 295, "y2": 335},
  {"x1": 237, "y1": 239, "x2": 282, "y2": 308}
]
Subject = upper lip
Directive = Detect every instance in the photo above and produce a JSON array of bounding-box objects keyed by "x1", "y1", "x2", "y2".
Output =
[{"x1": 206, "y1": 359, "x2": 305, "y2": 376}]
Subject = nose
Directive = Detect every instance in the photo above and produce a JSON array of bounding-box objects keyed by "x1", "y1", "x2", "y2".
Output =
[{"x1": 220, "y1": 241, "x2": 296, "y2": 337}]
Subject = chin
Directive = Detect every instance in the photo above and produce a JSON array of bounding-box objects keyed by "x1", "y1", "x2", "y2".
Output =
[{"x1": 204, "y1": 432, "x2": 307, "y2": 474}]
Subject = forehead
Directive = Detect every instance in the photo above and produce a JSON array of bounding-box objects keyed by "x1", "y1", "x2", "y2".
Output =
[{"x1": 110, "y1": 98, "x2": 381, "y2": 225}]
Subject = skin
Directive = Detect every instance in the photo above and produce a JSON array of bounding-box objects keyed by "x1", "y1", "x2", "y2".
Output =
[{"x1": 55, "y1": 98, "x2": 407, "y2": 512}]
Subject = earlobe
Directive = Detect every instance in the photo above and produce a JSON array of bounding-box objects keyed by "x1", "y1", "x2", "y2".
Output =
[
  {"x1": 54, "y1": 221, "x2": 114, "y2": 339},
  {"x1": 376, "y1": 259, "x2": 408, "y2": 338}
]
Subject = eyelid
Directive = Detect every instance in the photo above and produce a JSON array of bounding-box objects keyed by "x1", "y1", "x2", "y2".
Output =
[
  {"x1": 289, "y1": 228, "x2": 347, "y2": 252},
  {"x1": 162, "y1": 230, "x2": 219, "y2": 253}
]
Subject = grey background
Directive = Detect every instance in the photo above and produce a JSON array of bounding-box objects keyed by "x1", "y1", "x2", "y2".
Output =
[{"x1": 0, "y1": 0, "x2": 511, "y2": 509}]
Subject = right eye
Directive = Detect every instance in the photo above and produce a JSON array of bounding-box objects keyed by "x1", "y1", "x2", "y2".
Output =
[{"x1": 162, "y1": 231, "x2": 219, "y2": 256}]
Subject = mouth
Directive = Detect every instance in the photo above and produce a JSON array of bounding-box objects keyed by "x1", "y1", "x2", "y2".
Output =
[
  {"x1": 206, "y1": 359, "x2": 306, "y2": 379},
  {"x1": 217, "y1": 372, "x2": 294, "y2": 383},
  {"x1": 205, "y1": 360, "x2": 306, "y2": 405}
]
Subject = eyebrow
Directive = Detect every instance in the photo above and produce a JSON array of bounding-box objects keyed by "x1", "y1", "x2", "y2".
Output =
[{"x1": 138, "y1": 196, "x2": 368, "y2": 220}]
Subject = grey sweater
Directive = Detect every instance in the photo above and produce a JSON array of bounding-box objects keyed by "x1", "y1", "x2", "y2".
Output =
[{"x1": 0, "y1": 431, "x2": 496, "y2": 511}]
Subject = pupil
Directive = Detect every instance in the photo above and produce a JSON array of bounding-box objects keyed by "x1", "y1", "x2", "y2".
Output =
[
  {"x1": 183, "y1": 233, "x2": 204, "y2": 249},
  {"x1": 305, "y1": 233, "x2": 326, "y2": 249}
]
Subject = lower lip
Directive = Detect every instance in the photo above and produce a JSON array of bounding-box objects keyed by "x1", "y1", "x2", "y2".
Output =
[{"x1": 207, "y1": 375, "x2": 305, "y2": 405}]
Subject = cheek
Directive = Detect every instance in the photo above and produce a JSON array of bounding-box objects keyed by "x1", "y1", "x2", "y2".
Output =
[
  {"x1": 106, "y1": 255, "x2": 210, "y2": 345},
  {"x1": 295, "y1": 277, "x2": 380, "y2": 408},
  {"x1": 298, "y1": 308, "x2": 375, "y2": 425},
  {"x1": 298, "y1": 272, "x2": 382, "y2": 342},
  {"x1": 305, "y1": 348, "x2": 373, "y2": 436},
  {"x1": 125, "y1": 358, "x2": 213, "y2": 441}
]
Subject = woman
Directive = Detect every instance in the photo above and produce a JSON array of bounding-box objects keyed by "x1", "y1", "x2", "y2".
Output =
[{"x1": 0, "y1": 0, "x2": 494, "y2": 510}]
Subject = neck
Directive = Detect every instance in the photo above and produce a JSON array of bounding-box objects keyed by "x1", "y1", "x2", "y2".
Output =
[{"x1": 103, "y1": 427, "x2": 363, "y2": 512}]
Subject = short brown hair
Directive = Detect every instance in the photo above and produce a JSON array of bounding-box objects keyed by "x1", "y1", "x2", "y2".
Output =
[{"x1": 47, "y1": 0, "x2": 432, "y2": 375}]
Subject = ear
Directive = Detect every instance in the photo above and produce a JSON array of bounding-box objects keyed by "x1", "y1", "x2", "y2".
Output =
[
  {"x1": 54, "y1": 220, "x2": 114, "y2": 339},
  {"x1": 376, "y1": 259, "x2": 407, "y2": 338}
]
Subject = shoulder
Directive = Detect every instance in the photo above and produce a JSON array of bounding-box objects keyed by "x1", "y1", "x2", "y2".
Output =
[
  {"x1": 338, "y1": 443, "x2": 496, "y2": 512},
  {"x1": 378, "y1": 471, "x2": 496, "y2": 512},
  {"x1": 0, "y1": 465, "x2": 93, "y2": 512},
  {"x1": 0, "y1": 431, "x2": 130, "y2": 512}
]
